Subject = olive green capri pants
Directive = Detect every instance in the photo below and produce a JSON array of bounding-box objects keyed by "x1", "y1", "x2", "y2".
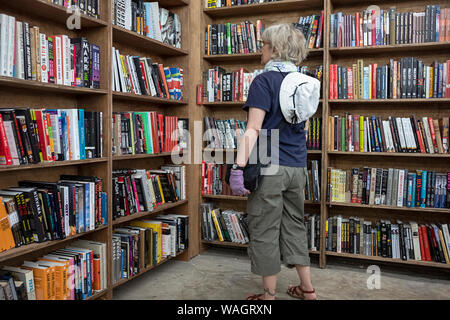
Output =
[{"x1": 246, "y1": 165, "x2": 310, "y2": 276}]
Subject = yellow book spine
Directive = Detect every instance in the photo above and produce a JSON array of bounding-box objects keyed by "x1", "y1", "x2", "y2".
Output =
[
  {"x1": 360, "y1": 116, "x2": 364, "y2": 152},
  {"x1": 156, "y1": 176, "x2": 165, "y2": 204},
  {"x1": 211, "y1": 210, "x2": 224, "y2": 241},
  {"x1": 429, "y1": 67, "x2": 434, "y2": 98},
  {"x1": 439, "y1": 229, "x2": 450, "y2": 264}
]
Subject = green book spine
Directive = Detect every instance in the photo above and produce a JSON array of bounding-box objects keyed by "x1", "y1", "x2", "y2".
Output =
[{"x1": 226, "y1": 23, "x2": 231, "y2": 55}]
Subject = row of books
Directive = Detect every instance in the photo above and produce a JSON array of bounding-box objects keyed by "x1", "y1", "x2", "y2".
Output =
[
  {"x1": 0, "y1": 108, "x2": 102, "y2": 166},
  {"x1": 112, "y1": 112, "x2": 188, "y2": 156},
  {"x1": 201, "y1": 203, "x2": 249, "y2": 244},
  {"x1": 305, "y1": 213, "x2": 320, "y2": 251},
  {"x1": 0, "y1": 175, "x2": 107, "y2": 253},
  {"x1": 306, "y1": 117, "x2": 321, "y2": 151},
  {"x1": 204, "y1": 117, "x2": 246, "y2": 150},
  {"x1": 0, "y1": 13, "x2": 100, "y2": 88},
  {"x1": 112, "y1": 1, "x2": 181, "y2": 48},
  {"x1": 201, "y1": 67, "x2": 263, "y2": 103},
  {"x1": 49, "y1": 0, "x2": 100, "y2": 18},
  {"x1": 112, "y1": 49, "x2": 183, "y2": 100},
  {"x1": 327, "y1": 167, "x2": 450, "y2": 209},
  {"x1": 325, "y1": 216, "x2": 450, "y2": 264},
  {"x1": 293, "y1": 12, "x2": 324, "y2": 49},
  {"x1": 112, "y1": 166, "x2": 186, "y2": 220},
  {"x1": 330, "y1": 6, "x2": 450, "y2": 48},
  {"x1": 112, "y1": 215, "x2": 188, "y2": 283},
  {"x1": 329, "y1": 115, "x2": 450, "y2": 154},
  {"x1": 328, "y1": 59, "x2": 450, "y2": 100},
  {"x1": 0, "y1": 240, "x2": 107, "y2": 300},
  {"x1": 205, "y1": 20, "x2": 264, "y2": 55},
  {"x1": 305, "y1": 160, "x2": 321, "y2": 203},
  {"x1": 205, "y1": 0, "x2": 278, "y2": 8}
]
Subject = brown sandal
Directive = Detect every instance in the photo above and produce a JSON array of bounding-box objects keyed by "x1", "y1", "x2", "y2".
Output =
[
  {"x1": 246, "y1": 288, "x2": 276, "y2": 300},
  {"x1": 246, "y1": 293, "x2": 265, "y2": 300},
  {"x1": 287, "y1": 285, "x2": 317, "y2": 300}
]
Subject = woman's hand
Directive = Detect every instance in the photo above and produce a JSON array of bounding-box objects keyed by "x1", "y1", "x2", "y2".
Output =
[{"x1": 229, "y1": 169, "x2": 250, "y2": 196}]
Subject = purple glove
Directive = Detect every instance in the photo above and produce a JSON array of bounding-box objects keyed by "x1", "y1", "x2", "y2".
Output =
[{"x1": 229, "y1": 169, "x2": 250, "y2": 196}]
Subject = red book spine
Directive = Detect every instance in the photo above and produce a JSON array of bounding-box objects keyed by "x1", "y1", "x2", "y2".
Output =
[
  {"x1": 201, "y1": 161, "x2": 205, "y2": 195},
  {"x1": 372, "y1": 64, "x2": 377, "y2": 99},
  {"x1": 421, "y1": 226, "x2": 432, "y2": 261},
  {"x1": 355, "y1": 12, "x2": 360, "y2": 47},
  {"x1": 371, "y1": 10, "x2": 376, "y2": 46},
  {"x1": 333, "y1": 64, "x2": 338, "y2": 99},
  {"x1": 197, "y1": 84, "x2": 203, "y2": 105},
  {"x1": 427, "y1": 117, "x2": 438, "y2": 153},
  {"x1": 348, "y1": 67, "x2": 353, "y2": 99},
  {"x1": 0, "y1": 114, "x2": 12, "y2": 165},
  {"x1": 158, "y1": 114, "x2": 164, "y2": 153},
  {"x1": 140, "y1": 62, "x2": 149, "y2": 93},
  {"x1": 12, "y1": 113, "x2": 26, "y2": 163},
  {"x1": 34, "y1": 110, "x2": 49, "y2": 161},
  {"x1": 239, "y1": 68, "x2": 244, "y2": 101},
  {"x1": 315, "y1": 11, "x2": 324, "y2": 48},
  {"x1": 418, "y1": 225, "x2": 426, "y2": 261},
  {"x1": 328, "y1": 64, "x2": 334, "y2": 99},
  {"x1": 131, "y1": 178, "x2": 140, "y2": 212}
]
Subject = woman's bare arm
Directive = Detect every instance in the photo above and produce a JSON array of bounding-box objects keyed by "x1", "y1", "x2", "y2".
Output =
[{"x1": 235, "y1": 107, "x2": 266, "y2": 167}]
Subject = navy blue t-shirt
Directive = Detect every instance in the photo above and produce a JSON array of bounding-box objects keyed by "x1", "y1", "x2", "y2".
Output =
[{"x1": 243, "y1": 71, "x2": 307, "y2": 167}]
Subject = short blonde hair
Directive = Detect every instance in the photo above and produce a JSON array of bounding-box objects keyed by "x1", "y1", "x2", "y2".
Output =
[{"x1": 262, "y1": 23, "x2": 308, "y2": 65}]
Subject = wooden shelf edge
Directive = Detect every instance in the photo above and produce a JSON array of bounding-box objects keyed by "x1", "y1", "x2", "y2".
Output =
[
  {"x1": 112, "y1": 250, "x2": 185, "y2": 289},
  {"x1": 112, "y1": 152, "x2": 183, "y2": 161},
  {"x1": 327, "y1": 151, "x2": 450, "y2": 158},
  {"x1": 202, "y1": 194, "x2": 320, "y2": 205},
  {"x1": 329, "y1": 41, "x2": 450, "y2": 55},
  {"x1": 88, "y1": 289, "x2": 108, "y2": 300},
  {"x1": 112, "y1": 200, "x2": 189, "y2": 225},
  {"x1": 204, "y1": 0, "x2": 324, "y2": 18},
  {"x1": 112, "y1": 25, "x2": 188, "y2": 56},
  {"x1": 112, "y1": 92, "x2": 188, "y2": 105},
  {"x1": 0, "y1": 76, "x2": 108, "y2": 95},
  {"x1": 326, "y1": 202, "x2": 450, "y2": 213},
  {"x1": 326, "y1": 251, "x2": 450, "y2": 269},
  {"x1": 0, "y1": 158, "x2": 108, "y2": 173},
  {"x1": 0, "y1": 225, "x2": 108, "y2": 263}
]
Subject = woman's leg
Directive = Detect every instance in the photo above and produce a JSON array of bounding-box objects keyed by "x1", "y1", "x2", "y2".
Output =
[
  {"x1": 262, "y1": 275, "x2": 277, "y2": 300},
  {"x1": 294, "y1": 265, "x2": 317, "y2": 300}
]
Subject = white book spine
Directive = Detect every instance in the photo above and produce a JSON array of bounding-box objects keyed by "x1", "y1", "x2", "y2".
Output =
[
  {"x1": 442, "y1": 224, "x2": 450, "y2": 257},
  {"x1": 337, "y1": 216, "x2": 342, "y2": 253},
  {"x1": 40, "y1": 33, "x2": 48, "y2": 83},
  {"x1": 401, "y1": 117, "x2": 412, "y2": 151},
  {"x1": 3, "y1": 121, "x2": 20, "y2": 165},
  {"x1": 7, "y1": 16, "x2": 15, "y2": 78},
  {"x1": 15, "y1": 22, "x2": 24, "y2": 79},
  {"x1": 55, "y1": 36, "x2": 63, "y2": 85},
  {"x1": 422, "y1": 117, "x2": 435, "y2": 154},
  {"x1": 397, "y1": 169, "x2": 405, "y2": 207},
  {"x1": 63, "y1": 35, "x2": 71, "y2": 86}
]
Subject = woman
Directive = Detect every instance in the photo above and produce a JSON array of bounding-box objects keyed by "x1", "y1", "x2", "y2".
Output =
[{"x1": 229, "y1": 23, "x2": 318, "y2": 300}]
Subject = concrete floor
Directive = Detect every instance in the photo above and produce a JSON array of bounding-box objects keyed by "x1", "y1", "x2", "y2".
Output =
[{"x1": 113, "y1": 247, "x2": 450, "y2": 300}]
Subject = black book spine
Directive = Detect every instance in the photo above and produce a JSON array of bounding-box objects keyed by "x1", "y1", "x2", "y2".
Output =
[
  {"x1": 406, "y1": 57, "x2": 412, "y2": 98},
  {"x1": 401, "y1": 58, "x2": 407, "y2": 99}
]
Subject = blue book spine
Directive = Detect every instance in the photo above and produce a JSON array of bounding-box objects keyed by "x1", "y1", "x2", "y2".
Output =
[
  {"x1": 143, "y1": 3, "x2": 152, "y2": 38},
  {"x1": 85, "y1": 184, "x2": 90, "y2": 231},
  {"x1": 436, "y1": 6, "x2": 440, "y2": 42},
  {"x1": 411, "y1": 173, "x2": 417, "y2": 207},
  {"x1": 86, "y1": 252, "x2": 91, "y2": 297},
  {"x1": 375, "y1": 118, "x2": 382, "y2": 152},
  {"x1": 78, "y1": 109, "x2": 85, "y2": 160},
  {"x1": 363, "y1": 67, "x2": 369, "y2": 99},
  {"x1": 407, "y1": 174, "x2": 413, "y2": 207},
  {"x1": 101, "y1": 192, "x2": 107, "y2": 225},
  {"x1": 420, "y1": 171, "x2": 427, "y2": 208},
  {"x1": 438, "y1": 63, "x2": 443, "y2": 98},
  {"x1": 120, "y1": 249, "x2": 124, "y2": 278},
  {"x1": 61, "y1": 111, "x2": 69, "y2": 160}
]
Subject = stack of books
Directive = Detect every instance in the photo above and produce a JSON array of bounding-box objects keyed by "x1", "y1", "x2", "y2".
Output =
[
  {"x1": 327, "y1": 166, "x2": 450, "y2": 209},
  {"x1": 0, "y1": 108, "x2": 103, "y2": 166},
  {"x1": 328, "y1": 58, "x2": 450, "y2": 99},
  {"x1": 328, "y1": 114, "x2": 449, "y2": 154},
  {"x1": 293, "y1": 12, "x2": 324, "y2": 49},
  {"x1": 326, "y1": 216, "x2": 450, "y2": 264},
  {"x1": 201, "y1": 203, "x2": 249, "y2": 244},
  {"x1": 0, "y1": 13, "x2": 100, "y2": 88},
  {"x1": 112, "y1": 166, "x2": 186, "y2": 219},
  {"x1": 0, "y1": 175, "x2": 107, "y2": 251},
  {"x1": 49, "y1": 0, "x2": 100, "y2": 18},
  {"x1": 330, "y1": 5, "x2": 450, "y2": 48},
  {"x1": 0, "y1": 240, "x2": 107, "y2": 299},
  {"x1": 112, "y1": 1, "x2": 181, "y2": 48}
]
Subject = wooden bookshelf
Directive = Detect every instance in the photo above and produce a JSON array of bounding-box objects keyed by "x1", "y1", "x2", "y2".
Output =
[
  {"x1": 0, "y1": 0, "x2": 194, "y2": 301},
  {"x1": 197, "y1": 0, "x2": 450, "y2": 273}
]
